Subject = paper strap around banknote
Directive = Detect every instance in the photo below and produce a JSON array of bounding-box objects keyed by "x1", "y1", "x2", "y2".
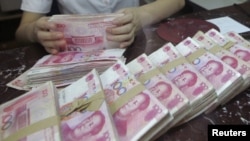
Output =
[
  {"x1": 209, "y1": 45, "x2": 226, "y2": 54},
  {"x1": 60, "y1": 91, "x2": 105, "y2": 117},
  {"x1": 186, "y1": 48, "x2": 207, "y2": 62},
  {"x1": 221, "y1": 41, "x2": 235, "y2": 50},
  {"x1": 109, "y1": 84, "x2": 145, "y2": 114},
  {"x1": 138, "y1": 68, "x2": 161, "y2": 84},
  {"x1": 3, "y1": 116, "x2": 61, "y2": 141},
  {"x1": 160, "y1": 56, "x2": 187, "y2": 72}
]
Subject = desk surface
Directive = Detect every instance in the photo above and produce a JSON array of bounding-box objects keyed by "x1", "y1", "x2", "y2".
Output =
[{"x1": 1, "y1": 2, "x2": 250, "y2": 141}]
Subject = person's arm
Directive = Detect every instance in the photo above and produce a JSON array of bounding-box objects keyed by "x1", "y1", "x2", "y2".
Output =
[
  {"x1": 15, "y1": 11, "x2": 66, "y2": 54},
  {"x1": 106, "y1": 0, "x2": 185, "y2": 48},
  {"x1": 136, "y1": 0, "x2": 185, "y2": 27}
]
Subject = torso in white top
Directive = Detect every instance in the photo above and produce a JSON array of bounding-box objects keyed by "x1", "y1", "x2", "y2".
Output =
[{"x1": 21, "y1": 0, "x2": 139, "y2": 14}]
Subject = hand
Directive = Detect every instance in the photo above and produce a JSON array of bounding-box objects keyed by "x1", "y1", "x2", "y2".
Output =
[
  {"x1": 106, "y1": 8, "x2": 142, "y2": 48},
  {"x1": 33, "y1": 17, "x2": 66, "y2": 54}
]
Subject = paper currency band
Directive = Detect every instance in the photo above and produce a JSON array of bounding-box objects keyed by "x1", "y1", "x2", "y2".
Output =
[
  {"x1": 3, "y1": 116, "x2": 61, "y2": 141},
  {"x1": 160, "y1": 56, "x2": 188, "y2": 72},
  {"x1": 186, "y1": 48, "x2": 207, "y2": 62},
  {"x1": 222, "y1": 41, "x2": 235, "y2": 50},
  {"x1": 138, "y1": 68, "x2": 161, "y2": 84},
  {"x1": 60, "y1": 91, "x2": 105, "y2": 117},
  {"x1": 109, "y1": 84, "x2": 145, "y2": 114},
  {"x1": 209, "y1": 45, "x2": 224, "y2": 54}
]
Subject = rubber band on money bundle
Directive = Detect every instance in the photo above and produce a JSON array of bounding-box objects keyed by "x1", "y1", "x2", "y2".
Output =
[{"x1": 60, "y1": 91, "x2": 105, "y2": 117}]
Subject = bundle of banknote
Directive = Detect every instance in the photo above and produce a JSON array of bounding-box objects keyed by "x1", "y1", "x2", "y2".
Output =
[
  {"x1": 204, "y1": 29, "x2": 250, "y2": 103},
  {"x1": 193, "y1": 31, "x2": 250, "y2": 103},
  {"x1": 49, "y1": 13, "x2": 123, "y2": 51},
  {"x1": 224, "y1": 31, "x2": 250, "y2": 48},
  {"x1": 100, "y1": 60, "x2": 172, "y2": 141},
  {"x1": 0, "y1": 81, "x2": 61, "y2": 141},
  {"x1": 175, "y1": 37, "x2": 243, "y2": 112},
  {"x1": 58, "y1": 69, "x2": 119, "y2": 141},
  {"x1": 7, "y1": 48, "x2": 125, "y2": 90},
  {"x1": 126, "y1": 53, "x2": 190, "y2": 139},
  {"x1": 148, "y1": 43, "x2": 218, "y2": 123}
]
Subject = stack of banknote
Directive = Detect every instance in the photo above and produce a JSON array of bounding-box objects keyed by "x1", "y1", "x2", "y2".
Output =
[
  {"x1": 126, "y1": 53, "x2": 190, "y2": 139},
  {"x1": 148, "y1": 42, "x2": 218, "y2": 123},
  {"x1": 100, "y1": 60, "x2": 173, "y2": 141},
  {"x1": 58, "y1": 69, "x2": 119, "y2": 141},
  {"x1": 49, "y1": 13, "x2": 123, "y2": 51},
  {"x1": 193, "y1": 30, "x2": 250, "y2": 105},
  {"x1": 204, "y1": 29, "x2": 250, "y2": 105},
  {"x1": 3, "y1": 22, "x2": 250, "y2": 140},
  {"x1": 0, "y1": 81, "x2": 61, "y2": 141},
  {"x1": 175, "y1": 36, "x2": 243, "y2": 113},
  {"x1": 7, "y1": 49, "x2": 125, "y2": 90}
]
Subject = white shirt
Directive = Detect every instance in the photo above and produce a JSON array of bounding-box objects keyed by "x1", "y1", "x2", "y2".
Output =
[{"x1": 21, "y1": 0, "x2": 139, "y2": 14}]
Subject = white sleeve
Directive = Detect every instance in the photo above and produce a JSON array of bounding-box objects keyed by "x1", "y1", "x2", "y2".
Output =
[{"x1": 21, "y1": 0, "x2": 53, "y2": 13}]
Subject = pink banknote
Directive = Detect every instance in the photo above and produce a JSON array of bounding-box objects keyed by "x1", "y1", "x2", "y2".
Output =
[
  {"x1": 227, "y1": 44, "x2": 250, "y2": 63},
  {"x1": 224, "y1": 31, "x2": 250, "y2": 48},
  {"x1": 148, "y1": 42, "x2": 181, "y2": 67},
  {"x1": 100, "y1": 60, "x2": 170, "y2": 141},
  {"x1": 34, "y1": 49, "x2": 125, "y2": 67},
  {"x1": 49, "y1": 14, "x2": 123, "y2": 51},
  {"x1": 61, "y1": 102, "x2": 118, "y2": 141},
  {"x1": 127, "y1": 53, "x2": 189, "y2": 115},
  {"x1": 59, "y1": 69, "x2": 119, "y2": 141},
  {"x1": 0, "y1": 81, "x2": 61, "y2": 141},
  {"x1": 193, "y1": 31, "x2": 250, "y2": 90}
]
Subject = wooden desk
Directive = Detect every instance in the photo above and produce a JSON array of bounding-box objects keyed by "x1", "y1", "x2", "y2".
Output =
[{"x1": 1, "y1": 2, "x2": 250, "y2": 141}]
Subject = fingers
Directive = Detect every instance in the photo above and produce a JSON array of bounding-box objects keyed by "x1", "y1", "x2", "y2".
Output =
[
  {"x1": 106, "y1": 16, "x2": 136, "y2": 48},
  {"x1": 112, "y1": 11, "x2": 133, "y2": 26},
  {"x1": 43, "y1": 39, "x2": 67, "y2": 54},
  {"x1": 35, "y1": 17, "x2": 55, "y2": 31},
  {"x1": 120, "y1": 36, "x2": 135, "y2": 48},
  {"x1": 37, "y1": 31, "x2": 64, "y2": 41},
  {"x1": 34, "y1": 17, "x2": 67, "y2": 54}
]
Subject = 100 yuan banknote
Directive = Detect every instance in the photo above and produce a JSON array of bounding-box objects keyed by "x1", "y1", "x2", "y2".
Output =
[
  {"x1": 49, "y1": 14, "x2": 123, "y2": 51},
  {"x1": 0, "y1": 81, "x2": 61, "y2": 141},
  {"x1": 100, "y1": 60, "x2": 169, "y2": 141}
]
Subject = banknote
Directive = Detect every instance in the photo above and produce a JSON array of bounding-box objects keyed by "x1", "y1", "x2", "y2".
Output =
[
  {"x1": 0, "y1": 81, "x2": 61, "y2": 141},
  {"x1": 148, "y1": 42, "x2": 181, "y2": 67},
  {"x1": 150, "y1": 42, "x2": 215, "y2": 104},
  {"x1": 160, "y1": 57, "x2": 217, "y2": 122},
  {"x1": 126, "y1": 53, "x2": 190, "y2": 139},
  {"x1": 175, "y1": 37, "x2": 243, "y2": 105},
  {"x1": 193, "y1": 31, "x2": 250, "y2": 91},
  {"x1": 224, "y1": 31, "x2": 250, "y2": 48},
  {"x1": 192, "y1": 30, "x2": 218, "y2": 50},
  {"x1": 7, "y1": 49, "x2": 126, "y2": 90},
  {"x1": 49, "y1": 14, "x2": 123, "y2": 51},
  {"x1": 127, "y1": 53, "x2": 190, "y2": 116},
  {"x1": 58, "y1": 69, "x2": 103, "y2": 113},
  {"x1": 226, "y1": 43, "x2": 250, "y2": 63},
  {"x1": 204, "y1": 29, "x2": 250, "y2": 64},
  {"x1": 100, "y1": 60, "x2": 170, "y2": 141},
  {"x1": 59, "y1": 69, "x2": 119, "y2": 141},
  {"x1": 205, "y1": 28, "x2": 234, "y2": 47},
  {"x1": 6, "y1": 69, "x2": 31, "y2": 91},
  {"x1": 149, "y1": 40, "x2": 217, "y2": 119},
  {"x1": 34, "y1": 49, "x2": 126, "y2": 67},
  {"x1": 61, "y1": 103, "x2": 118, "y2": 141}
]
